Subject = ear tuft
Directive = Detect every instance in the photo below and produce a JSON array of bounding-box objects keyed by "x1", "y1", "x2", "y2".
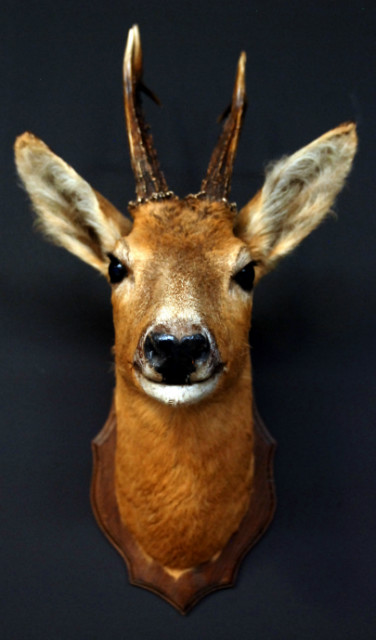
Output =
[
  {"x1": 235, "y1": 122, "x2": 357, "y2": 273},
  {"x1": 15, "y1": 132, "x2": 132, "y2": 274}
]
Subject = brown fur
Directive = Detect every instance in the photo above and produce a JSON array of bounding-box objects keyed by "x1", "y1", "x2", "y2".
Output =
[
  {"x1": 115, "y1": 372, "x2": 254, "y2": 568},
  {"x1": 112, "y1": 200, "x2": 255, "y2": 567}
]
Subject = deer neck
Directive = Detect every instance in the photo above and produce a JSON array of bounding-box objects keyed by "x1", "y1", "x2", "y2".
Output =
[{"x1": 113, "y1": 358, "x2": 255, "y2": 570}]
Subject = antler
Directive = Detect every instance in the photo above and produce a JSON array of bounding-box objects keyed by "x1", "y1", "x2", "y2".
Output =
[
  {"x1": 123, "y1": 25, "x2": 170, "y2": 201},
  {"x1": 201, "y1": 52, "x2": 247, "y2": 201}
]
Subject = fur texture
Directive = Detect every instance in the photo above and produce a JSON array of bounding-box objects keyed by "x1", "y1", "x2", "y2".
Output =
[
  {"x1": 14, "y1": 122, "x2": 357, "y2": 570},
  {"x1": 235, "y1": 122, "x2": 357, "y2": 273},
  {"x1": 111, "y1": 200, "x2": 256, "y2": 567},
  {"x1": 14, "y1": 133, "x2": 131, "y2": 273}
]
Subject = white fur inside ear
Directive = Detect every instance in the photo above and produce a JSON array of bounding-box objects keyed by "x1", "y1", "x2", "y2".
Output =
[
  {"x1": 15, "y1": 132, "x2": 130, "y2": 273},
  {"x1": 237, "y1": 123, "x2": 357, "y2": 270}
]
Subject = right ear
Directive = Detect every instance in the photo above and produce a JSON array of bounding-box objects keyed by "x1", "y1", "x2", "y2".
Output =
[
  {"x1": 234, "y1": 122, "x2": 357, "y2": 274},
  {"x1": 14, "y1": 132, "x2": 132, "y2": 275}
]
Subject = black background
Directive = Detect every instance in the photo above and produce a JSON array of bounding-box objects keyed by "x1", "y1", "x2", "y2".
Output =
[{"x1": 2, "y1": 1, "x2": 376, "y2": 638}]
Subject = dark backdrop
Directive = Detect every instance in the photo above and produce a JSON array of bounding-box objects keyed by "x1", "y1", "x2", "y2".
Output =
[{"x1": 2, "y1": 1, "x2": 375, "y2": 638}]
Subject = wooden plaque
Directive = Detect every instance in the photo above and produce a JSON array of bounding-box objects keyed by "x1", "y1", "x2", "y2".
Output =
[{"x1": 91, "y1": 400, "x2": 276, "y2": 614}]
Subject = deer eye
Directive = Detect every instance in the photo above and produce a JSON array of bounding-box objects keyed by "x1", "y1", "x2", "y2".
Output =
[
  {"x1": 233, "y1": 261, "x2": 255, "y2": 292},
  {"x1": 108, "y1": 254, "x2": 128, "y2": 284}
]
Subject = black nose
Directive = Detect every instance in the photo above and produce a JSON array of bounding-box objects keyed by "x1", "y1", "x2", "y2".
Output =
[{"x1": 144, "y1": 332, "x2": 210, "y2": 385}]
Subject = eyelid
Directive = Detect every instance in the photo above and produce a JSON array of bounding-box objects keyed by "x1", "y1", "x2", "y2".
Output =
[
  {"x1": 108, "y1": 236, "x2": 132, "y2": 264},
  {"x1": 232, "y1": 248, "x2": 256, "y2": 275},
  {"x1": 107, "y1": 252, "x2": 130, "y2": 269},
  {"x1": 237, "y1": 259, "x2": 258, "y2": 271}
]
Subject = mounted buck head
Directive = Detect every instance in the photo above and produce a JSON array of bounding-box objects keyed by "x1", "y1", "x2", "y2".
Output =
[{"x1": 15, "y1": 25, "x2": 357, "y2": 611}]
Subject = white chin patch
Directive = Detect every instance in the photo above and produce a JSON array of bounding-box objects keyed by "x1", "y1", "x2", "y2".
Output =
[{"x1": 135, "y1": 372, "x2": 221, "y2": 405}]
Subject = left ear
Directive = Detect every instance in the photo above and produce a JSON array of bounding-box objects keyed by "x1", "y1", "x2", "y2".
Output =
[{"x1": 234, "y1": 122, "x2": 358, "y2": 273}]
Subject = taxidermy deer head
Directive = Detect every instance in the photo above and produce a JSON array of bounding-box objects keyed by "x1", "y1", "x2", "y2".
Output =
[{"x1": 15, "y1": 25, "x2": 357, "y2": 613}]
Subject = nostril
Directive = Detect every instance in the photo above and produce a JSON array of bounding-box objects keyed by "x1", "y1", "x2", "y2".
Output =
[
  {"x1": 143, "y1": 331, "x2": 211, "y2": 385},
  {"x1": 180, "y1": 334, "x2": 210, "y2": 363},
  {"x1": 144, "y1": 333, "x2": 178, "y2": 364}
]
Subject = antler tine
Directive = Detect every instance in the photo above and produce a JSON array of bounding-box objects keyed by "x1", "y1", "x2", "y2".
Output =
[
  {"x1": 123, "y1": 25, "x2": 170, "y2": 201},
  {"x1": 201, "y1": 52, "x2": 247, "y2": 201}
]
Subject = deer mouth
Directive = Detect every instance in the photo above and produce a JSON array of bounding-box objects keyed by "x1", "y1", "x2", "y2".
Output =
[{"x1": 134, "y1": 367, "x2": 224, "y2": 405}]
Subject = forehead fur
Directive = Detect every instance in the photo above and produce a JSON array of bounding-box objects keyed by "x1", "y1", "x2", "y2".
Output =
[{"x1": 128, "y1": 197, "x2": 237, "y2": 251}]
